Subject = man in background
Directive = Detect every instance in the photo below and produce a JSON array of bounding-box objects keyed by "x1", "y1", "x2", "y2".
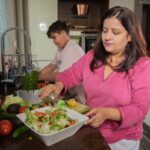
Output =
[
  {"x1": 39, "y1": 20, "x2": 84, "y2": 81},
  {"x1": 39, "y1": 20, "x2": 86, "y2": 103}
]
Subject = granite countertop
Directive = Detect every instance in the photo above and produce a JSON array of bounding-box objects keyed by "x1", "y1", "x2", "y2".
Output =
[{"x1": 0, "y1": 125, "x2": 110, "y2": 150}]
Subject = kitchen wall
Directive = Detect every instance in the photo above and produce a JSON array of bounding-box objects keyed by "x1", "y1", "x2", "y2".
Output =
[
  {"x1": 28, "y1": 0, "x2": 57, "y2": 69},
  {"x1": 109, "y1": 0, "x2": 135, "y2": 10}
]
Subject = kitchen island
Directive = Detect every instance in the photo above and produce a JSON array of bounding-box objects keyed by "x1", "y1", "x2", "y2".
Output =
[{"x1": 0, "y1": 125, "x2": 110, "y2": 150}]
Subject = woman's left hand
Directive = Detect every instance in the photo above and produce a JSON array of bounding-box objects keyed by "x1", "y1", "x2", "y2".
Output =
[
  {"x1": 85, "y1": 107, "x2": 121, "y2": 128},
  {"x1": 85, "y1": 108, "x2": 108, "y2": 128}
]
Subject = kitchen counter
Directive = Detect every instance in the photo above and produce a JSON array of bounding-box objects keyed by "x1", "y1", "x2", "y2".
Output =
[{"x1": 0, "y1": 125, "x2": 110, "y2": 150}]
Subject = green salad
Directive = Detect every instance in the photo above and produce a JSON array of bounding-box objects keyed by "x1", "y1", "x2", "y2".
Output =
[{"x1": 25, "y1": 108, "x2": 78, "y2": 134}]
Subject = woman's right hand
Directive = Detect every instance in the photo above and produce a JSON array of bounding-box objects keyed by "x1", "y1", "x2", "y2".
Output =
[{"x1": 39, "y1": 81, "x2": 64, "y2": 99}]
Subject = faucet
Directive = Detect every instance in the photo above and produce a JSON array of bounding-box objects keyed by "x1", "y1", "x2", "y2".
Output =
[{"x1": 1, "y1": 27, "x2": 32, "y2": 79}]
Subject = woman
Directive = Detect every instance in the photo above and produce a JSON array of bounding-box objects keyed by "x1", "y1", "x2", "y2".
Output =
[{"x1": 40, "y1": 6, "x2": 150, "y2": 150}]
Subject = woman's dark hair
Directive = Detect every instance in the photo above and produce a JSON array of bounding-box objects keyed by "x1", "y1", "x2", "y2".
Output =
[
  {"x1": 90, "y1": 6, "x2": 147, "y2": 72},
  {"x1": 47, "y1": 20, "x2": 69, "y2": 38}
]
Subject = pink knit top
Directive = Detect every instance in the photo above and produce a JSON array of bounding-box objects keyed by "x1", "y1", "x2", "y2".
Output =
[{"x1": 57, "y1": 51, "x2": 150, "y2": 143}]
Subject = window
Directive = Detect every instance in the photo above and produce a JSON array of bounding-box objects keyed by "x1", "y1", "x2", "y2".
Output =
[
  {"x1": 0, "y1": 0, "x2": 9, "y2": 49},
  {"x1": 0, "y1": 0, "x2": 16, "y2": 71}
]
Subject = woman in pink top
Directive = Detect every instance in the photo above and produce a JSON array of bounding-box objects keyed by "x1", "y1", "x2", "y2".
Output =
[{"x1": 40, "y1": 6, "x2": 150, "y2": 150}]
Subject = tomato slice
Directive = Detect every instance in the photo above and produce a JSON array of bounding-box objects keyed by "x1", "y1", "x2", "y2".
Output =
[
  {"x1": 38, "y1": 117, "x2": 43, "y2": 122},
  {"x1": 50, "y1": 111, "x2": 59, "y2": 117},
  {"x1": 19, "y1": 106, "x2": 28, "y2": 113},
  {"x1": 35, "y1": 111, "x2": 45, "y2": 117}
]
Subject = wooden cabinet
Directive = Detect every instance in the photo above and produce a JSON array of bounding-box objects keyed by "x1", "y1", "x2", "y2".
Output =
[{"x1": 58, "y1": 0, "x2": 109, "y2": 31}]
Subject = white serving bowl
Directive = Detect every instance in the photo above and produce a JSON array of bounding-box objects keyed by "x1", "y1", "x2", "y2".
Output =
[{"x1": 17, "y1": 106, "x2": 89, "y2": 146}]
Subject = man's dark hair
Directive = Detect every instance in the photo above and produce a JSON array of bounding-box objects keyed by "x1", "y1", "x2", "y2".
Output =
[{"x1": 47, "y1": 20, "x2": 69, "y2": 38}]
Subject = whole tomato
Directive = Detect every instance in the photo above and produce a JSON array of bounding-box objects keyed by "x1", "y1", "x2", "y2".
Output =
[
  {"x1": 19, "y1": 106, "x2": 28, "y2": 113},
  {"x1": 0, "y1": 120, "x2": 13, "y2": 136}
]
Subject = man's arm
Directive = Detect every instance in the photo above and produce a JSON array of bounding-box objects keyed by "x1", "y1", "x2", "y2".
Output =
[{"x1": 38, "y1": 63, "x2": 57, "y2": 81}]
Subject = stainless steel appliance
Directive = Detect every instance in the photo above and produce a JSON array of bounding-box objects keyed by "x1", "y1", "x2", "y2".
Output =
[{"x1": 81, "y1": 31, "x2": 98, "y2": 53}]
